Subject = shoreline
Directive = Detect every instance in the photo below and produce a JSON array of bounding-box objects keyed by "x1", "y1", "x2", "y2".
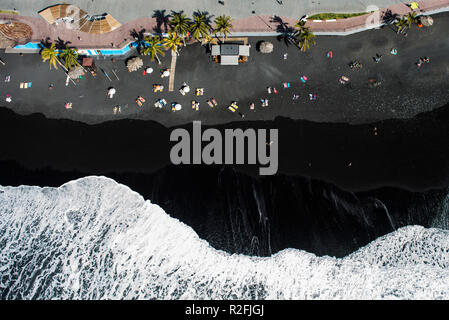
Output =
[{"x1": 0, "y1": 102, "x2": 448, "y2": 193}]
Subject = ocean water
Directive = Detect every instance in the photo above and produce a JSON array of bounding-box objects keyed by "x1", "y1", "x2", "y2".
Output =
[{"x1": 0, "y1": 176, "x2": 448, "y2": 299}]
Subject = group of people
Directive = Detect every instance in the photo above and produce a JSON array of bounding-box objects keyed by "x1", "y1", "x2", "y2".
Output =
[{"x1": 105, "y1": 42, "x2": 428, "y2": 118}]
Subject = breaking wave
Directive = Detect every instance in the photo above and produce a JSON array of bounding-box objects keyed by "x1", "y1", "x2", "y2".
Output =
[{"x1": 0, "y1": 176, "x2": 448, "y2": 299}]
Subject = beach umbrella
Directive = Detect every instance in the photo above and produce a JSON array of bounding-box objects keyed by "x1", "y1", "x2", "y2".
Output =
[
  {"x1": 146, "y1": 67, "x2": 153, "y2": 74},
  {"x1": 410, "y1": 2, "x2": 419, "y2": 10},
  {"x1": 259, "y1": 41, "x2": 273, "y2": 53},
  {"x1": 162, "y1": 70, "x2": 170, "y2": 77},
  {"x1": 68, "y1": 66, "x2": 85, "y2": 79},
  {"x1": 175, "y1": 103, "x2": 182, "y2": 111},
  {"x1": 420, "y1": 16, "x2": 434, "y2": 27},
  {"x1": 108, "y1": 88, "x2": 116, "y2": 95},
  {"x1": 183, "y1": 85, "x2": 190, "y2": 93},
  {"x1": 127, "y1": 57, "x2": 143, "y2": 72},
  {"x1": 0, "y1": 21, "x2": 33, "y2": 41}
]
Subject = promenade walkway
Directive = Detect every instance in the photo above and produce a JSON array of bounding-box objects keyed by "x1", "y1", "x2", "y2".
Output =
[
  {"x1": 0, "y1": 0, "x2": 448, "y2": 50},
  {"x1": 0, "y1": 0, "x2": 407, "y2": 21}
]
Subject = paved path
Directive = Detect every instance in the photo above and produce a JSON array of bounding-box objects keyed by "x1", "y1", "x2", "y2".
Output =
[
  {"x1": 0, "y1": 0, "x2": 448, "y2": 50},
  {"x1": 0, "y1": 0, "x2": 407, "y2": 22}
]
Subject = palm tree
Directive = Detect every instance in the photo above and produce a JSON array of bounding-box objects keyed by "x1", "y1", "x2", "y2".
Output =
[
  {"x1": 190, "y1": 14, "x2": 211, "y2": 41},
  {"x1": 213, "y1": 15, "x2": 233, "y2": 42},
  {"x1": 163, "y1": 32, "x2": 182, "y2": 56},
  {"x1": 294, "y1": 18, "x2": 307, "y2": 33},
  {"x1": 395, "y1": 16, "x2": 408, "y2": 34},
  {"x1": 407, "y1": 11, "x2": 419, "y2": 28},
  {"x1": 201, "y1": 34, "x2": 217, "y2": 50},
  {"x1": 169, "y1": 13, "x2": 191, "y2": 46},
  {"x1": 298, "y1": 27, "x2": 316, "y2": 52},
  {"x1": 143, "y1": 36, "x2": 165, "y2": 64},
  {"x1": 41, "y1": 43, "x2": 61, "y2": 70},
  {"x1": 60, "y1": 46, "x2": 80, "y2": 70}
]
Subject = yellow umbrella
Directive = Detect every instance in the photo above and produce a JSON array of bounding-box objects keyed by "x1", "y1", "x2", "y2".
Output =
[{"x1": 410, "y1": 2, "x2": 419, "y2": 10}]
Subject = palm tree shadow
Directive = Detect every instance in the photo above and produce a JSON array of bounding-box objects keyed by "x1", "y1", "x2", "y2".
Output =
[
  {"x1": 130, "y1": 28, "x2": 147, "y2": 53},
  {"x1": 381, "y1": 9, "x2": 400, "y2": 33},
  {"x1": 54, "y1": 37, "x2": 72, "y2": 50},
  {"x1": 382, "y1": 9, "x2": 399, "y2": 24},
  {"x1": 193, "y1": 10, "x2": 214, "y2": 25},
  {"x1": 40, "y1": 37, "x2": 52, "y2": 49},
  {"x1": 170, "y1": 10, "x2": 185, "y2": 17},
  {"x1": 271, "y1": 15, "x2": 295, "y2": 47},
  {"x1": 152, "y1": 10, "x2": 172, "y2": 34}
]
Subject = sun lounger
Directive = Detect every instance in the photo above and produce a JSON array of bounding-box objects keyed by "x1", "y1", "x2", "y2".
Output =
[
  {"x1": 339, "y1": 76, "x2": 349, "y2": 84},
  {"x1": 228, "y1": 102, "x2": 238, "y2": 112},
  {"x1": 153, "y1": 85, "x2": 164, "y2": 92},
  {"x1": 154, "y1": 98, "x2": 167, "y2": 108},
  {"x1": 20, "y1": 82, "x2": 24, "y2": 88},
  {"x1": 260, "y1": 99, "x2": 269, "y2": 107}
]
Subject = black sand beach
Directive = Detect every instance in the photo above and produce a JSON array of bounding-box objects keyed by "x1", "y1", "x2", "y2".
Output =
[
  {"x1": 1, "y1": 12, "x2": 449, "y2": 126},
  {"x1": 0, "y1": 100, "x2": 448, "y2": 258},
  {"x1": 0, "y1": 12, "x2": 448, "y2": 259},
  {"x1": 0, "y1": 102, "x2": 448, "y2": 192}
]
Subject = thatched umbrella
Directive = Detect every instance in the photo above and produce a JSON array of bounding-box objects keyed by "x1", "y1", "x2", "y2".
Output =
[
  {"x1": 68, "y1": 66, "x2": 85, "y2": 79},
  {"x1": 127, "y1": 57, "x2": 143, "y2": 72},
  {"x1": 259, "y1": 41, "x2": 273, "y2": 53},
  {"x1": 0, "y1": 22, "x2": 33, "y2": 41},
  {"x1": 420, "y1": 16, "x2": 434, "y2": 27}
]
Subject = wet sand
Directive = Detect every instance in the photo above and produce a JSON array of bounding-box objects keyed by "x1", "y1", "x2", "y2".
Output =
[{"x1": 0, "y1": 101, "x2": 448, "y2": 193}]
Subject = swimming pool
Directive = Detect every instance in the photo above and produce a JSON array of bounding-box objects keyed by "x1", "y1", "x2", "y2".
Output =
[{"x1": 13, "y1": 42, "x2": 135, "y2": 56}]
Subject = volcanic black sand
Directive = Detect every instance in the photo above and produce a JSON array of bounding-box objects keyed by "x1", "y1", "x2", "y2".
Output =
[
  {"x1": 0, "y1": 103, "x2": 448, "y2": 257},
  {"x1": 0, "y1": 103, "x2": 448, "y2": 192},
  {"x1": 1, "y1": 12, "x2": 449, "y2": 126}
]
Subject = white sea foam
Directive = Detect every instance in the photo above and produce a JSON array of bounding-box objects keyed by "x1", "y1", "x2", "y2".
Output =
[{"x1": 0, "y1": 176, "x2": 448, "y2": 299}]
